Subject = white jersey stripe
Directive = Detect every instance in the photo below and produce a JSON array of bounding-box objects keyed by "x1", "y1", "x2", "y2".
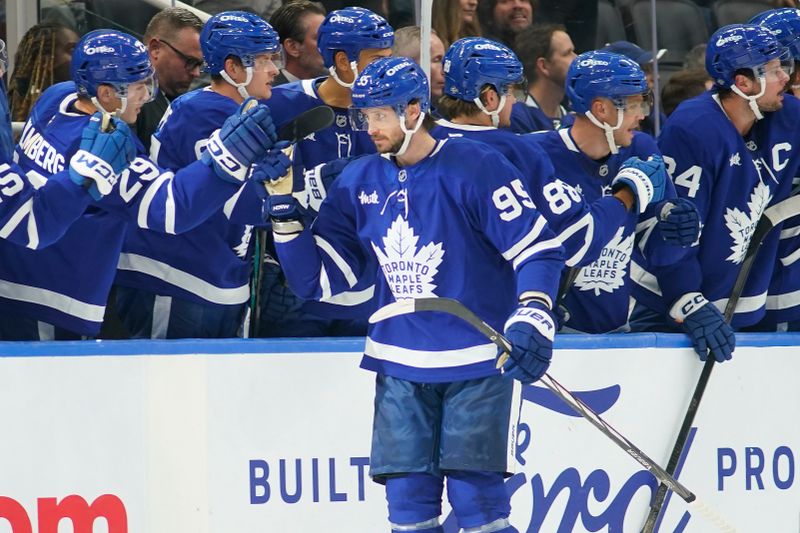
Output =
[
  {"x1": 0, "y1": 278, "x2": 106, "y2": 322},
  {"x1": 364, "y1": 337, "x2": 496, "y2": 368},
  {"x1": 511, "y1": 238, "x2": 562, "y2": 270},
  {"x1": 502, "y1": 216, "x2": 546, "y2": 260}
]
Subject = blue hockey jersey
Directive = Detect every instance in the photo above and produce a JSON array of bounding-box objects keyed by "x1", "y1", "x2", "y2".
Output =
[
  {"x1": 432, "y1": 120, "x2": 674, "y2": 333},
  {"x1": 118, "y1": 88, "x2": 265, "y2": 306},
  {"x1": 274, "y1": 137, "x2": 564, "y2": 382},
  {"x1": 509, "y1": 96, "x2": 574, "y2": 134},
  {"x1": 631, "y1": 91, "x2": 800, "y2": 327},
  {"x1": 0, "y1": 89, "x2": 250, "y2": 335}
]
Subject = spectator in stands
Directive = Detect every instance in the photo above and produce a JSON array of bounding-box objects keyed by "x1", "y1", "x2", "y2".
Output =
[
  {"x1": 432, "y1": 0, "x2": 482, "y2": 47},
  {"x1": 510, "y1": 23, "x2": 576, "y2": 133},
  {"x1": 0, "y1": 40, "x2": 12, "y2": 159},
  {"x1": 269, "y1": 0, "x2": 327, "y2": 85},
  {"x1": 7, "y1": 22, "x2": 79, "y2": 123},
  {"x1": 136, "y1": 7, "x2": 204, "y2": 150},
  {"x1": 683, "y1": 43, "x2": 706, "y2": 70},
  {"x1": 601, "y1": 40, "x2": 666, "y2": 137},
  {"x1": 661, "y1": 68, "x2": 712, "y2": 116},
  {"x1": 477, "y1": 0, "x2": 533, "y2": 50},
  {"x1": 392, "y1": 26, "x2": 446, "y2": 104}
]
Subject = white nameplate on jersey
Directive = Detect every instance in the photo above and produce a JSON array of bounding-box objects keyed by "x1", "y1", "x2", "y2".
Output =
[
  {"x1": 70, "y1": 150, "x2": 117, "y2": 196},
  {"x1": 724, "y1": 181, "x2": 771, "y2": 264},
  {"x1": 206, "y1": 129, "x2": 248, "y2": 182},
  {"x1": 574, "y1": 227, "x2": 634, "y2": 296},
  {"x1": 372, "y1": 215, "x2": 444, "y2": 298}
]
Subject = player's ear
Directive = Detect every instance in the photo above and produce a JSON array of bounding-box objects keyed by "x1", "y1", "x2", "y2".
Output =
[
  {"x1": 334, "y1": 50, "x2": 350, "y2": 72},
  {"x1": 405, "y1": 101, "x2": 421, "y2": 124},
  {"x1": 480, "y1": 87, "x2": 501, "y2": 111},
  {"x1": 95, "y1": 84, "x2": 116, "y2": 106},
  {"x1": 733, "y1": 72, "x2": 755, "y2": 94},
  {"x1": 590, "y1": 97, "x2": 607, "y2": 119},
  {"x1": 223, "y1": 56, "x2": 243, "y2": 82}
]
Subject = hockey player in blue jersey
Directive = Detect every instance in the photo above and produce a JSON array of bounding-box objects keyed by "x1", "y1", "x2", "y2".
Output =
[
  {"x1": 267, "y1": 56, "x2": 564, "y2": 533},
  {"x1": 256, "y1": 7, "x2": 395, "y2": 337},
  {"x1": 433, "y1": 40, "x2": 699, "y2": 334},
  {"x1": 630, "y1": 24, "x2": 800, "y2": 360},
  {"x1": 115, "y1": 11, "x2": 291, "y2": 339},
  {"x1": 748, "y1": 8, "x2": 800, "y2": 330},
  {"x1": 0, "y1": 29, "x2": 283, "y2": 340}
]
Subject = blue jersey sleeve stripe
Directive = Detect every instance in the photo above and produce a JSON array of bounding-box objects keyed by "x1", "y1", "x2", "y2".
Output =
[
  {"x1": 165, "y1": 181, "x2": 176, "y2": 234},
  {"x1": 501, "y1": 215, "x2": 547, "y2": 260},
  {"x1": 631, "y1": 260, "x2": 663, "y2": 296},
  {"x1": 320, "y1": 263, "x2": 332, "y2": 300},
  {"x1": 320, "y1": 284, "x2": 375, "y2": 305},
  {"x1": 711, "y1": 291, "x2": 766, "y2": 315},
  {"x1": 511, "y1": 237, "x2": 562, "y2": 270},
  {"x1": 557, "y1": 212, "x2": 593, "y2": 266},
  {"x1": 137, "y1": 171, "x2": 172, "y2": 230},
  {"x1": 0, "y1": 278, "x2": 106, "y2": 321},
  {"x1": 0, "y1": 198, "x2": 33, "y2": 245}
]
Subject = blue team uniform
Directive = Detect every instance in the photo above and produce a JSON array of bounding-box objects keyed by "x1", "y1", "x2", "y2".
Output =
[
  {"x1": 508, "y1": 95, "x2": 574, "y2": 133},
  {"x1": 631, "y1": 91, "x2": 800, "y2": 328},
  {"x1": 274, "y1": 137, "x2": 564, "y2": 381},
  {"x1": 116, "y1": 88, "x2": 265, "y2": 338},
  {"x1": 432, "y1": 120, "x2": 677, "y2": 333},
  {"x1": 0, "y1": 89, "x2": 250, "y2": 338}
]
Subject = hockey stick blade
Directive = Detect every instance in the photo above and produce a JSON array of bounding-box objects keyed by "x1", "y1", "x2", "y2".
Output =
[
  {"x1": 370, "y1": 298, "x2": 737, "y2": 532},
  {"x1": 278, "y1": 106, "x2": 335, "y2": 143},
  {"x1": 640, "y1": 195, "x2": 800, "y2": 532}
]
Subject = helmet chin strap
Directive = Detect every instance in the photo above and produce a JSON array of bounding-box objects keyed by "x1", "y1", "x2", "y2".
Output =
[
  {"x1": 731, "y1": 76, "x2": 767, "y2": 121},
  {"x1": 474, "y1": 94, "x2": 507, "y2": 127},
  {"x1": 329, "y1": 61, "x2": 358, "y2": 89},
  {"x1": 390, "y1": 111, "x2": 426, "y2": 157},
  {"x1": 90, "y1": 95, "x2": 127, "y2": 120},
  {"x1": 221, "y1": 67, "x2": 254, "y2": 100},
  {"x1": 585, "y1": 108, "x2": 624, "y2": 155}
]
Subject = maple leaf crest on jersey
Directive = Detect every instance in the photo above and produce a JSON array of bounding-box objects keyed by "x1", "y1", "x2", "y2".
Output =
[{"x1": 372, "y1": 215, "x2": 444, "y2": 298}]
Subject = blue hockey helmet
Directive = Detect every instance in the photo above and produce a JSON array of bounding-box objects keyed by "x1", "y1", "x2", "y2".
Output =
[
  {"x1": 351, "y1": 56, "x2": 430, "y2": 112},
  {"x1": 317, "y1": 7, "x2": 394, "y2": 68},
  {"x1": 566, "y1": 51, "x2": 648, "y2": 114},
  {"x1": 200, "y1": 11, "x2": 281, "y2": 73},
  {"x1": 443, "y1": 37, "x2": 524, "y2": 101},
  {"x1": 71, "y1": 29, "x2": 155, "y2": 98},
  {"x1": 706, "y1": 24, "x2": 785, "y2": 87},
  {"x1": 750, "y1": 8, "x2": 800, "y2": 59}
]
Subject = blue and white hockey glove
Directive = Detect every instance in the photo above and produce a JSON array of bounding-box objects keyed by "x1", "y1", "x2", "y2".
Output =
[
  {"x1": 296, "y1": 156, "x2": 354, "y2": 215},
  {"x1": 656, "y1": 198, "x2": 701, "y2": 246},
  {"x1": 612, "y1": 155, "x2": 667, "y2": 213},
  {"x1": 69, "y1": 113, "x2": 135, "y2": 201},
  {"x1": 252, "y1": 142, "x2": 293, "y2": 198},
  {"x1": 266, "y1": 194, "x2": 304, "y2": 238},
  {"x1": 669, "y1": 292, "x2": 735, "y2": 362},
  {"x1": 501, "y1": 300, "x2": 556, "y2": 383},
  {"x1": 201, "y1": 99, "x2": 278, "y2": 183}
]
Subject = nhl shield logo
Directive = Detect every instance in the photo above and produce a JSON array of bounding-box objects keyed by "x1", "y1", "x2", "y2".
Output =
[
  {"x1": 336, "y1": 114, "x2": 347, "y2": 128},
  {"x1": 398, "y1": 169, "x2": 407, "y2": 182},
  {"x1": 599, "y1": 164, "x2": 609, "y2": 177}
]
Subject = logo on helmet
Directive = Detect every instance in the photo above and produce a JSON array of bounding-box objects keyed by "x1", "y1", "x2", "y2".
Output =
[
  {"x1": 474, "y1": 43, "x2": 504, "y2": 52},
  {"x1": 386, "y1": 61, "x2": 413, "y2": 77},
  {"x1": 716, "y1": 34, "x2": 744, "y2": 47},
  {"x1": 329, "y1": 14, "x2": 356, "y2": 24},
  {"x1": 85, "y1": 45, "x2": 116, "y2": 55},
  {"x1": 219, "y1": 15, "x2": 249, "y2": 22},
  {"x1": 579, "y1": 58, "x2": 610, "y2": 68}
]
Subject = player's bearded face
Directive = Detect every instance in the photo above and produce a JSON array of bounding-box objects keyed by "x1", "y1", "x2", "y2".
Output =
[
  {"x1": 755, "y1": 59, "x2": 791, "y2": 112},
  {"x1": 610, "y1": 94, "x2": 648, "y2": 148},
  {"x1": 363, "y1": 107, "x2": 405, "y2": 153}
]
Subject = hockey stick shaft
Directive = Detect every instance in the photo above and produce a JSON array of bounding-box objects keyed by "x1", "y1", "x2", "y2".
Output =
[
  {"x1": 368, "y1": 298, "x2": 738, "y2": 531},
  {"x1": 641, "y1": 193, "x2": 800, "y2": 532}
]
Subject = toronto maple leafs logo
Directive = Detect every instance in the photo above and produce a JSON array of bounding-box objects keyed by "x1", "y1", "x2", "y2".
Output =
[
  {"x1": 724, "y1": 181, "x2": 772, "y2": 264},
  {"x1": 233, "y1": 224, "x2": 254, "y2": 259},
  {"x1": 372, "y1": 215, "x2": 445, "y2": 298},
  {"x1": 573, "y1": 227, "x2": 634, "y2": 295}
]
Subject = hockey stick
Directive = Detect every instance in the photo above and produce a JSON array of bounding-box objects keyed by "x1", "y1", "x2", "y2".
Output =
[
  {"x1": 640, "y1": 192, "x2": 800, "y2": 533},
  {"x1": 249, "y1": 105, "x2": 336, "y2": 337},
  {"x1": 369, "y1": 297, "x2": 738, "y2": 532}
]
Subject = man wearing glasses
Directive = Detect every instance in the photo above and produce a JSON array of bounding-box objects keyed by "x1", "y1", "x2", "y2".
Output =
[{"x1": 137, "y1": 7, "x2": 204, "y2": 150}]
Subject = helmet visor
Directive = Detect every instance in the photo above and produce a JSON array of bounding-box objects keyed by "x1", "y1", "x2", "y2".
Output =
[{"x1": 349, "y1": 105, "x2": 401, "y2": 132}]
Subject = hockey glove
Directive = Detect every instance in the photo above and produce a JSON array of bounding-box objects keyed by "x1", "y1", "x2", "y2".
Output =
[
  {"x1": 612, "y1": 155, "x2": 667, "y2": 213},
  {"x1": 252, "y1": 142, "x2": 293, "y2": 197},
  {"x1": 656, "y1": 198, "x2": 701, "y2": 246},
  {"x1": 266, "y1": 194, "x2": 304, "y2": 237},
  {"x1": 69, "y1": 113, "x2": 135, "y2": 201},
  {"x1": 296, "y1": 156, "x2": 354, "y2": 215},
  {"x1": 501, "y1": 300, "x2": 556, "y2": 383},
  {"x1": 669, "y1": 292, "x2": 735, "y2": 362},
  {"x1": 201, "y1": 99, "x2": 278, "y2": 183}
]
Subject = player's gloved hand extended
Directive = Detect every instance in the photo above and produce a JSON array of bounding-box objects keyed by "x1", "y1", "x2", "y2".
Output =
[
  {"x1": 501, "y1": 299, "x2": 556, "y2": 383},
  {"x1": 201, "y1": 98, "x2": 278, "y2": 183},
  {"x1": 612, "y1": 155, "x2": 667, "y2": 214},
  {"x1": 296, "y1": 156, "x2": 355, "y2": 215},
  {"x1": 69, "y1": 112, "x2": 136, "y2": 201},
  {"x1": 266, "y1": 194, "x2": 305, "y2": 237},
  {"x1": 657, "y1": 198, "x2": 701, "y2": 246},
  {"x1": 251, "y1": 142, "x2": 292, "y2": 198},
  {"x1": 669, "y1": 292, "x2": 735, "y2": 362}
]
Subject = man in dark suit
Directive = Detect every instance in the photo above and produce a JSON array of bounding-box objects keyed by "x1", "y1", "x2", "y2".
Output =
[{"x1": 270, "y1": 1, "x2": 327, "y2": 85}]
